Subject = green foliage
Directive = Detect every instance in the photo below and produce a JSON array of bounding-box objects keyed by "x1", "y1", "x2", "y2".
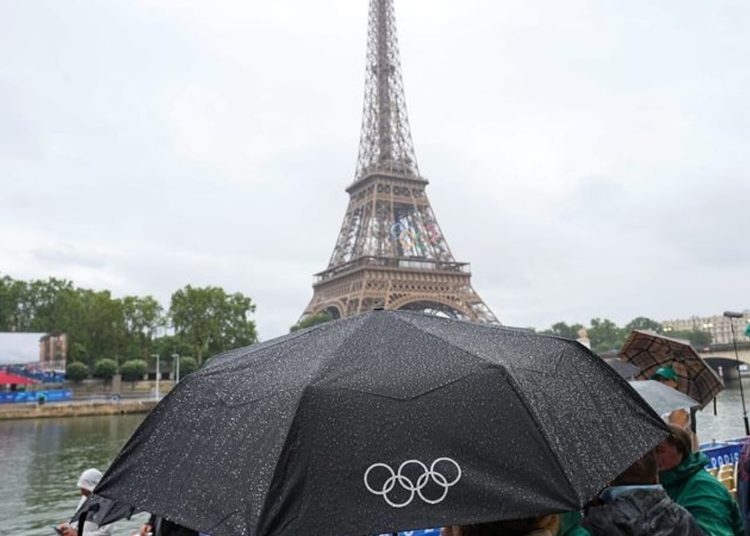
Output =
[
  {"x1": 290, "y1": 312, "x2": 333, "y2": 332},
  {"x1": 543, "y1": 316, "x2": 715, "y2": 355},
  {"x1": 541, "y1": 321, "x2": 585, "y2": 340},
  {"x1": 179, "y1": 357, "x2": 199, "y2": 377},
  {"x1": 65, "y1": 361, "x2": 89, "y2": 383},
  {"x1": 0, "y1": 274, "x2": 257, "y2": 369},
  {"x1": 152, "y1": 336, "x2": 194, "y2": 366},
  {"x1": 170, "y1": 285, "x2": 258, "y2": 363},
  {"x1": 120, "y1": 359, "x2": 148, "y2": 383},
  {"x1": 668, "y1": 329, "x2": 712, "y2": 349},
  {"x1": 122, "y1": 296, "x2": 165, "y2": 359},
  {"x1": 0, "y1": 275, "x2": 32, "y2": 331},
  {"x1": 625, "y1": 317, "x2": 663, "y2": 333},
  {"x1": 587, "y1": 318, "x2": 627, "y2": 354},
  {"x1": 93, "y1": 358, "x2": 118, "y2": 381},
  {"x1": 544, "y1": 316, "x2": 665, "y2": 355}
]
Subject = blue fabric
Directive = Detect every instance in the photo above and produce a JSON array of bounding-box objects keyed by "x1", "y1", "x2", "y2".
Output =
[{"x1": 599, "y1": 485, "x2": 664, "y2": 504}]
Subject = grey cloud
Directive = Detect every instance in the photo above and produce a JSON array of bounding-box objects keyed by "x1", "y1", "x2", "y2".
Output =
[
  {"x1": 31, "y1": 245, "x2": 106, "y2": 270},
  {"x1": 1, "y1": 0, "x2": 749, "y2": 338}
]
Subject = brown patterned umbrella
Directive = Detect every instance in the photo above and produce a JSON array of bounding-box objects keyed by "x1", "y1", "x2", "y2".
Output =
[{"x1": 620, "y1": 330, "x2": 724, "y2": 409}]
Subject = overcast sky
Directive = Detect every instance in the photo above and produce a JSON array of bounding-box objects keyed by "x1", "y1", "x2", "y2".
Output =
[{"x1": 1, "y1": 0, "x2": 748, "y2": 340}]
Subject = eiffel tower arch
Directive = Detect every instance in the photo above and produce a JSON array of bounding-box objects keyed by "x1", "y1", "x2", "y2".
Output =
[{"x1": 303, "y1": 0, "x2": 498, "y2": 324}]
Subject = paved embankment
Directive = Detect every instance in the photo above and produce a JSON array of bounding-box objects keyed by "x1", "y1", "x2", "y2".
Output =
[{"x1": 0, "y1": 399, "x2": 158, "y2": 420}]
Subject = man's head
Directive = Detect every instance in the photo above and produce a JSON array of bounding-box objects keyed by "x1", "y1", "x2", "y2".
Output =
[
  {"x1": 651, "y1": 366, "x2": 678, "y2": 389},
  {"x1": 76, "y1": 468, "x2": 102, "y2": 497},
  {"x1": 612, "y1": 450, "x2": 659, "y2": 486},
  {"x1": 655, "y1": 425, "x2": 692, "y2": 471}
]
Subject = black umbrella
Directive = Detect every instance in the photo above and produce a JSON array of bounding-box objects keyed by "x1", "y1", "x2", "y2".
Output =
[
  {"x1": 627, "y1": 380, "x2": 701, "y2": 416},
  {"x1": 603, "y1": 358, "x2": 640, "y2": 379},
  {"x1": 87, "y1": 311, "x2": 667, "y2": 536}
]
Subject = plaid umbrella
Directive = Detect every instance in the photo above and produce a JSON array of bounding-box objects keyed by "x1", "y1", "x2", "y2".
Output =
[{"x1": 619, "y1": 330, "x2": 723, "y2": 409}]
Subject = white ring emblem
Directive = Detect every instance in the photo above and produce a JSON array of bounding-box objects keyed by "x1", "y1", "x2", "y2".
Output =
[{"x1": 364, "y1": 458, "x2": 462, "y2": 508}]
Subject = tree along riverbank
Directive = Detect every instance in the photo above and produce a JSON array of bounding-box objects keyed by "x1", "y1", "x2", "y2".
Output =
[{"x1": 0, "y1": 399, "x2": 158, "y2": 421}]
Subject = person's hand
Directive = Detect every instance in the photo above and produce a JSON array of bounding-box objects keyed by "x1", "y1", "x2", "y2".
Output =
[
  {"x1": 139, "y1": 524, "x2": 154, "y2": 536},
  {"x1": 60, "y1": 525, "x2": 76, "y2": 536}
]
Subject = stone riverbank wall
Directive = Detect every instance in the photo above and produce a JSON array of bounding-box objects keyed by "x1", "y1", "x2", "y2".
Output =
[{"x1": 0, "y1": 400, "x2": 158, "y2": 421}]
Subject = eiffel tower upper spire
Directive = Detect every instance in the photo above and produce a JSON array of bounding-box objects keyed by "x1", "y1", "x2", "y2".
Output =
[
  {"x1": 355, "y1": 0, "x2": 420, "y2": 181},
  {"x1": 301, "y1": 0, "x2": 499, "y2": 325}
]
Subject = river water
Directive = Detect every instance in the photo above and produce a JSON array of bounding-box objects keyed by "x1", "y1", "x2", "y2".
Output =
[
  {"x1": 696, "y1": 383, "x2": 750, "y2": 442},
  {"x1": 1, "y1": 385, "x2": 749, "y2": 535},
  {"x1": 0, "y1": 414, "x2": 148, "y2": 536}
]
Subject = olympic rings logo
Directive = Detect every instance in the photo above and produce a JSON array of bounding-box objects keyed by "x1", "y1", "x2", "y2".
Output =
[
  {"x1": 389, "y1": 221, "x2": 442, "y2": 253},
  {"x1": 363, "y1": 458, "x2": 462, "y2": 508}
]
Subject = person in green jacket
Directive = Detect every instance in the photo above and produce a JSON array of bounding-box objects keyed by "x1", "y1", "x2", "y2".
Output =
[
  {"x1": 559, "y1": 511, "x2": 590, "y2": 536},
  {"x1": 657, "y1": 425, "x2": 744, "y2": 536}
]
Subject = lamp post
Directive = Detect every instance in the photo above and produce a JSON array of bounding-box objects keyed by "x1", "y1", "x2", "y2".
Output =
[
  {"x1": 151, "y1": 353, "x2": 160, "y2": 401},
  {"x1": 724, "y1": 311, "x2": 749, "y2": 435},
  {"x1": 171, "y1": 353, "x2": 180, "y2": 384}
]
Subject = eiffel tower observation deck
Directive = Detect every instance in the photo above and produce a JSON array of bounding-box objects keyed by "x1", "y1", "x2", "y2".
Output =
[{"x1": 303, "y1": 0, "x2": 499, "y2": 324}]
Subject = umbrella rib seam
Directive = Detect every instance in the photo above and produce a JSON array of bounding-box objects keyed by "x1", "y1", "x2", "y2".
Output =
[
  {"x1": 498, "y1": 364, "x2": 583, "y2": 505},
  {"x1": 308, "y1": 314, "x2": 379, "y2": 386},
  {"x1": 202, "y1": 317, "x2": 346, "y2": 373},
  {"x1": 394, "y1": 314, "x2": 584, "y2": 500},
  {"x1": 388, "y1": 315, "x2": 498, "y2": 366}
]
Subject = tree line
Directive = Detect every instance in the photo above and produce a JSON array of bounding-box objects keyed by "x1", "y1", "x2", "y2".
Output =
[
  {"x1": 290, "y1": 313, "x2": 713, "y2": 356},
  {"x1": 541, "y1": 316, "x2": 712, "y2": 354},
  {"x1": 1, "y1": 272, "x2": 714, "y2": 377},
  {"x1": 0, "y1": 274, "x2": 258, "y2": 379}
]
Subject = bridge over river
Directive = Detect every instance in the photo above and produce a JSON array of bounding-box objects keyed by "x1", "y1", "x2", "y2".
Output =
[{"x1": 699, "y1": 342, "x2": 750, "y2": 380}]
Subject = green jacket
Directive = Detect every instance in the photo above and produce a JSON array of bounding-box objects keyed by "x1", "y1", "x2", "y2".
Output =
[
  {"x1": 559, "y1": 511, "x2": 591, "y2": 536},
  {"x1": 660, "y1": 451, "x2": 744, "y2": 536}
]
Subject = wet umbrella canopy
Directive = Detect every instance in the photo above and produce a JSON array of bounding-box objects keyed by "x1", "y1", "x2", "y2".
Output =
[
  {"x1": 88, "y1": 311, "x2": 667, "y2": 536},
  {"x1": 628, "y1": 380, "x2": 701, "y2": 416},
  {"x1": 603, "y1": 358, "x2": 640, "y2": 379},
  {"x1": 620, "y1": 330, "x2": 724, "y2": 409}
]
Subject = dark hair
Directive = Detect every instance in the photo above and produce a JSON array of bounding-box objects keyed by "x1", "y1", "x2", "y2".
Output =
[
  {"x1": 612, "y1": 450, "x2": 658, "y2": 486},
  {"x1": 664, "y1": 425, "x2": 692, "y2": 459},
  {"x1": 444, "y1": 515, "x2": 560, "y2": 536}
]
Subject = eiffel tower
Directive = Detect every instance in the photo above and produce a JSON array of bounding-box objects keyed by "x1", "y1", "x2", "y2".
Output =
[{"x1": 303, "y1": 0, "x2": 498, "y2": 324}]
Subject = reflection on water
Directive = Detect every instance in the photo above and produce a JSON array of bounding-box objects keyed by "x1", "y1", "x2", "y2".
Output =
[
  {"x1": 0, "y1": 415, "x2": 148, "y2": 536},
  {"x1": 1, "y1": 383, "x2": 749, "y2": 535}
]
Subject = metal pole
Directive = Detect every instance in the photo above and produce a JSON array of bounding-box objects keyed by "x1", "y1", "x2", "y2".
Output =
[
  {"x1": 725, "y1": 312, "x2": 749, "y2": 436},
  {"x1": 156, "y1": 353, "x2": 160, "y2": 400},
  {"x1": 172, "y1": 353, "x2": 180, "y2": 384},
  {"x1": 151, "y1": 353, "x2": 160, "y2": 401}
]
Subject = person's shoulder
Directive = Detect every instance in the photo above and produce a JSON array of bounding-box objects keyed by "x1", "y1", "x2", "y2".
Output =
[
  {"x1": 686, "y1": 469, "x2": 733, "y2": 498},
  {"x1": 564, "y1": 526, "x2": 592, "y2": 536}
]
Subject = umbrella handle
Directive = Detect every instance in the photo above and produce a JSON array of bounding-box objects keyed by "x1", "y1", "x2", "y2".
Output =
[
  {"x1": 690, "y1": 408, "x2": 697, "y2": 434},
  {"x1": 77, "y1": 512, "x2": 87, "y2": 536}
]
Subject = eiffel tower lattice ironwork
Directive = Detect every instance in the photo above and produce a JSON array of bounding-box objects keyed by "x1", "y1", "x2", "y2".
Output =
[{"x1": 303, "y1": 0, "x2": 499, "y2": 324}]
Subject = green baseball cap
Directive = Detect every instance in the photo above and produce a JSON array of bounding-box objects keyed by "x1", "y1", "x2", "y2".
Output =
[{"x1": 652, "y1": 366, "x2": 677, "y2": 381}]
